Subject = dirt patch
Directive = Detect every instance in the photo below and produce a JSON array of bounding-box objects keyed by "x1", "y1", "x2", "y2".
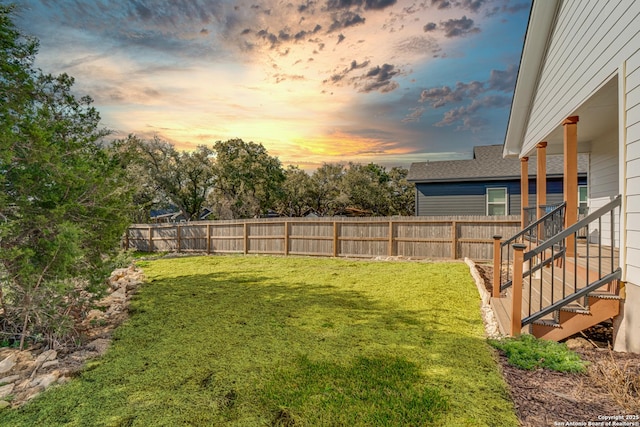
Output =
[{"x1": 474, "y1": 263, "x2": 640, "y2": 427}]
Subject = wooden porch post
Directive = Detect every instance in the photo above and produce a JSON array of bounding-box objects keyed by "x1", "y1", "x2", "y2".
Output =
[
  {"x1": 511, "y1": 243, "x2": 526, "y2": 336},
  {"x1": 563, "y1": 116, "x2": 579, "y2": 257},
  {"x1": 520, "y1": 157, "x2": 529, "y2": 229},
  {"x1": 536, "y1": 142, "x2": 547, "y2": 220}
]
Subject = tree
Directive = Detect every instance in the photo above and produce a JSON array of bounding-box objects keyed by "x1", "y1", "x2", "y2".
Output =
[
  {"x1": 308, "y1": 163, "x2": 346, "y2": 216},
  {"x1": 210, "y1": 139, "x2": 285, "y2": 219},
  {"x1": 0, "y1": 6, "x2": 133, "y2": 349},
  {"x1": 121, "y1": 136, "x2": 215, "y2": 221},
  {"x1": 340, "y1": 163, "x2": 392, "y2": 215},
  {"x1": 387, "y1": 166, "x2": 415, "y2": 216},
  {"x1": 278, "y1": 165, "x2": 314, "y2": 217}
]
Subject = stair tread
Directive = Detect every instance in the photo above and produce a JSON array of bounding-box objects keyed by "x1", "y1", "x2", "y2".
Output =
[
  {"x1": 559, "y1": 305, "x2": 590, "y2": 314},
  {"x1": 588, "y1": 292, "x2": 622, "y2": 300},
  {"x1": 532, "y1": 318, "x2": 560, "y2": 328}
]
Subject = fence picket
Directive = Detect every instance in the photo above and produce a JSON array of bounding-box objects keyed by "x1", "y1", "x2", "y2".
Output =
[{"x1": 127, "y1": 216, "x2": 520, "y2": 261}]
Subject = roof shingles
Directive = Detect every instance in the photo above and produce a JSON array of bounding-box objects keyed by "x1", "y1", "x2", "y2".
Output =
[{"x1": 408, "y1": 145, "x2": 587, "y2": 182}]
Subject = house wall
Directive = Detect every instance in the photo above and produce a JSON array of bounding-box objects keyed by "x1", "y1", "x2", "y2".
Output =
[
  {"x1": 625, "y1": 50, "x2": 640, "y2": 289},
  {"x1": 620, "y1": 45, "x2": 640, "y2": 352},
  {"x1": 415, "y1": 177, "x2": 580, "y2": 216},
  {"x1": 589, "y1": 133, "x2": 620, "y2": 246},
  {"x1": 521, "y1": 0, "x2": 640, "y2": 155}
]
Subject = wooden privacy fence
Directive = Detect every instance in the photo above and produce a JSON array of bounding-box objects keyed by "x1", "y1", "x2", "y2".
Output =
[{"x1": 125, "y1": 216, "x2": 521, "y2": 261}]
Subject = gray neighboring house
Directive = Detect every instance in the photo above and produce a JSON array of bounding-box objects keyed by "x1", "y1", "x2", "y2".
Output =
[{"x1": 407, "y1": 145, "x2": 588, "y2": 216}]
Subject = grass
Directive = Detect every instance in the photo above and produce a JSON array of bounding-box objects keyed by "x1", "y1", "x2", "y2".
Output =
[
  {"x1": 0, "y1": 255, "x2": 518, "y2": 426},
  {"x1": 489, "y1": 334, "x2": 588, "y2": 373}
]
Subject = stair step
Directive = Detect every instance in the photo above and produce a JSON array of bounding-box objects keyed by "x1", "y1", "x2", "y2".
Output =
[
  {"x1": 532, "y1": 318, "x2": 560, "y2": 328},
  {"x1": 559, "y1": 305, "x2": 590, "y2": 315},
  {"x1": 588, "y1": 292, "x2": 622, "y2": 300}
]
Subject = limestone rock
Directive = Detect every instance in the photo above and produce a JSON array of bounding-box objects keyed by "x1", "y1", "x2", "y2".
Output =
[
  {"x1": 35, "y1": 350, "x2": 57, "y2": 365},
  {"x1": 86, "y1": 339, "x2": 110, "y2": 356},
  {"x1": 0, "y1": 375, "x2": 20, "y2": 384},
  {"x1": 30, "y1": 371, "x2": 60, "y2": 389},
  {"x1": 86, "y1": 309, "x2": 106, "y2": 322},
  {"x1": 0, "y1": 264, "x2": 146, "y2": 409},
  {"x1": 24, "y1": 385, "x2": 44, "y2": 401},
  {"x1": 0, "y1": 354, "x2": 17, "y2": 374},
  {"x1": 16, "y1": 379, "x2": 30, "y2": 390},
  {"x1": 0, "y1": 383, "x2": 14, "y2": 399},
  {"x1": 565, "y1": 337, "x2": 592, "y2": 350},
  {"x1": 42, "y1": 360, "x2": 59, "y2": 369}
]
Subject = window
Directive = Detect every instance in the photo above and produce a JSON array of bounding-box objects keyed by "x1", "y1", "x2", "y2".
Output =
[
  {"x1": 578, "y1": 185, "x2": 588, "y2": 209},
  {"x1": 487, "y1": 188, "x2": 507, "y2": 216}
]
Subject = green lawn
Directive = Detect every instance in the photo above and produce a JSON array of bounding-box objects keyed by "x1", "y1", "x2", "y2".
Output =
[{"x1": 0, "y1": 255, "x2": 518, "y2": 426}]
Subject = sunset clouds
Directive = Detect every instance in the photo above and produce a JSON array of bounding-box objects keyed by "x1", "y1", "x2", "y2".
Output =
[{"x1": 12, "y1": 0, "x2": 530, "y2": 169}]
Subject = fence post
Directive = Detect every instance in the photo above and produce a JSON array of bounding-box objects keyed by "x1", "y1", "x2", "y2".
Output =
[
  {"x1": 243, "y1": 222, "x2": 248, "y2": 255},
  {"x1": 388, "y1": 220, "x2": 394, "y2": 256},
  {"x1": 451, "y1": 221, "x2": 457, "y2": 259},
  {"x1": 333, "y1": 221, "x2": 339, "y2": 257},
  {"x1": 148, "y1": 226, "x2": 153, "y2": 253},
  {"x1": 492, "y1": 235, "x2": 502, "y2": 298},
  {"x1": 124, "y1": 229, "x2": 130, "y2": 250},
  {"x1": 284, "y1": 221, "x2": 289, "y2": 256},
  {"x1": 511, "y1": 243, "x2": 526, "y2": 336},
  {"x1": 176, "y1": 225, "x2": 181, "y2": 253},
  {"x1": 206, "y1": 224, "x2": 211, "y2": 254}
]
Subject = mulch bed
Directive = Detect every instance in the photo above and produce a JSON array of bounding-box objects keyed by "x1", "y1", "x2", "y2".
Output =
[{"x1": 475, "y1": 264, "x2": 640, "y2": 427}]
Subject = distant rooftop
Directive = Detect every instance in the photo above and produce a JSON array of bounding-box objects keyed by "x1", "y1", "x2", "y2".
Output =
[{"x1": 407, "y1": 145, "x2": 588, "y2": 183}]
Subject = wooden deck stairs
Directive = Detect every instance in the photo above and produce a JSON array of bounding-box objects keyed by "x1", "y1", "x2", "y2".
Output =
[{"x1": 491, "y1": 196, "x2": 622, "y2": 341}]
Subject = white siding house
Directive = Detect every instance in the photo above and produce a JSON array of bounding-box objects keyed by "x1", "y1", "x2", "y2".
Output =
[{"x1": 504, "y1": 0, "x2": 640, "y2": 352}]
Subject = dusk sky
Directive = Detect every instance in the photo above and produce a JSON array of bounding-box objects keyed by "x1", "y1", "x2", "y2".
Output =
[{"x1": 11, "y1": 0, "x2": 531, "y2": 170}]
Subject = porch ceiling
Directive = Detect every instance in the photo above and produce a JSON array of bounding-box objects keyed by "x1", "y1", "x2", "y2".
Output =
[{"x1": 526, "y1": 78, "x2": 618, "y2": 156}]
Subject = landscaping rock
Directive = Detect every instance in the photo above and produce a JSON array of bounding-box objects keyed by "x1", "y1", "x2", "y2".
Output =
[
  {"x1": 42, "y1": 360, "x2": 59, "y2": 369},
  {"x1": 85, "y1": 309, "x2": 106, "y2": 322},
  {"x1": 86, "y1": 339, "x2": 110, "y2": 356},
  {"x1": 30, "y1": 371, "x2": 60, "y2": 389},
  {"x1": 0, "y1": 264, "x2": 145, "y2": 408},
  {"x1": 24, "y1": 386, "x2": 44, "y2": 401},
  {"x1": 0, "y1": 375, "x2": 20, "y2": 385},
  {"x1": 0, "y1": 354, "x2": 17, "y2": 374},
  {"x1": 0, "y1": 383, "x2": 14, "y2": 399},
  {"x1": 565, "y1": 337, "x2": 592, "y2": 350},
  {"x1": 35, "y1": 350, "x2": 57, "y2": 365},
  {"x1": 465, "y1": 258, "x2": 502, "y2": 339},
  {"x1": 110, "y1": 288, "x2": 127, "y2": 302}
]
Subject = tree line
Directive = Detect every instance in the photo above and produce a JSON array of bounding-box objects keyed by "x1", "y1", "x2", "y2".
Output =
[{"x1": 116, "y1": 136, "x2": 415, "y2": 223}]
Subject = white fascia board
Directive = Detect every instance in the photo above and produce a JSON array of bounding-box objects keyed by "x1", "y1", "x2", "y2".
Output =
[{"x1": 504, "y1": 0, "x2": 562, "y2": 158}]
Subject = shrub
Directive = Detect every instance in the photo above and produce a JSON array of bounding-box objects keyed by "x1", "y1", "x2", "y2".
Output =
[{"x1": 489, "y1": 334, "x2": 587, "y2": 373}]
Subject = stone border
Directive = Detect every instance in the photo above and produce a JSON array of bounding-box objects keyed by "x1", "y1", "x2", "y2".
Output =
[
  {"x1": 0, "y1": 265, "x2": 145, "y2": 408},
  {"x1": 464, "y1": 257, "x2": 503, "y2": 339}
]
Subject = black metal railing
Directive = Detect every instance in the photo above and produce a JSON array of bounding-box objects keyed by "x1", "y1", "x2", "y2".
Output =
[
  {"x1": 523, "y1": 206, "x2": 537, "y2": 228},
  {"x1": 577, "y1": 205, "x2": 588, "y2": 238},
  {"x1": 497, "y1": 202, "x2": 566, "y2": 292},
  {"x1": 518, "y1": 195, "x2": 621, "y2": 327}
]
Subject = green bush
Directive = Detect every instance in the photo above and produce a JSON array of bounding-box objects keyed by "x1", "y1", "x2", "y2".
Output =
[{"x1": 489, "y1": 334, "x2": 587, "y2": 373}]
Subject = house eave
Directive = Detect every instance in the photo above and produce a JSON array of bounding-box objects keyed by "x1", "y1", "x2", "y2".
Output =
[
  {"x1": 408, "y1": 172, "x2": 581, "y2": 184},
  {"x1": 503, "y1": 0, "x2": 562, "y2": 158}
]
